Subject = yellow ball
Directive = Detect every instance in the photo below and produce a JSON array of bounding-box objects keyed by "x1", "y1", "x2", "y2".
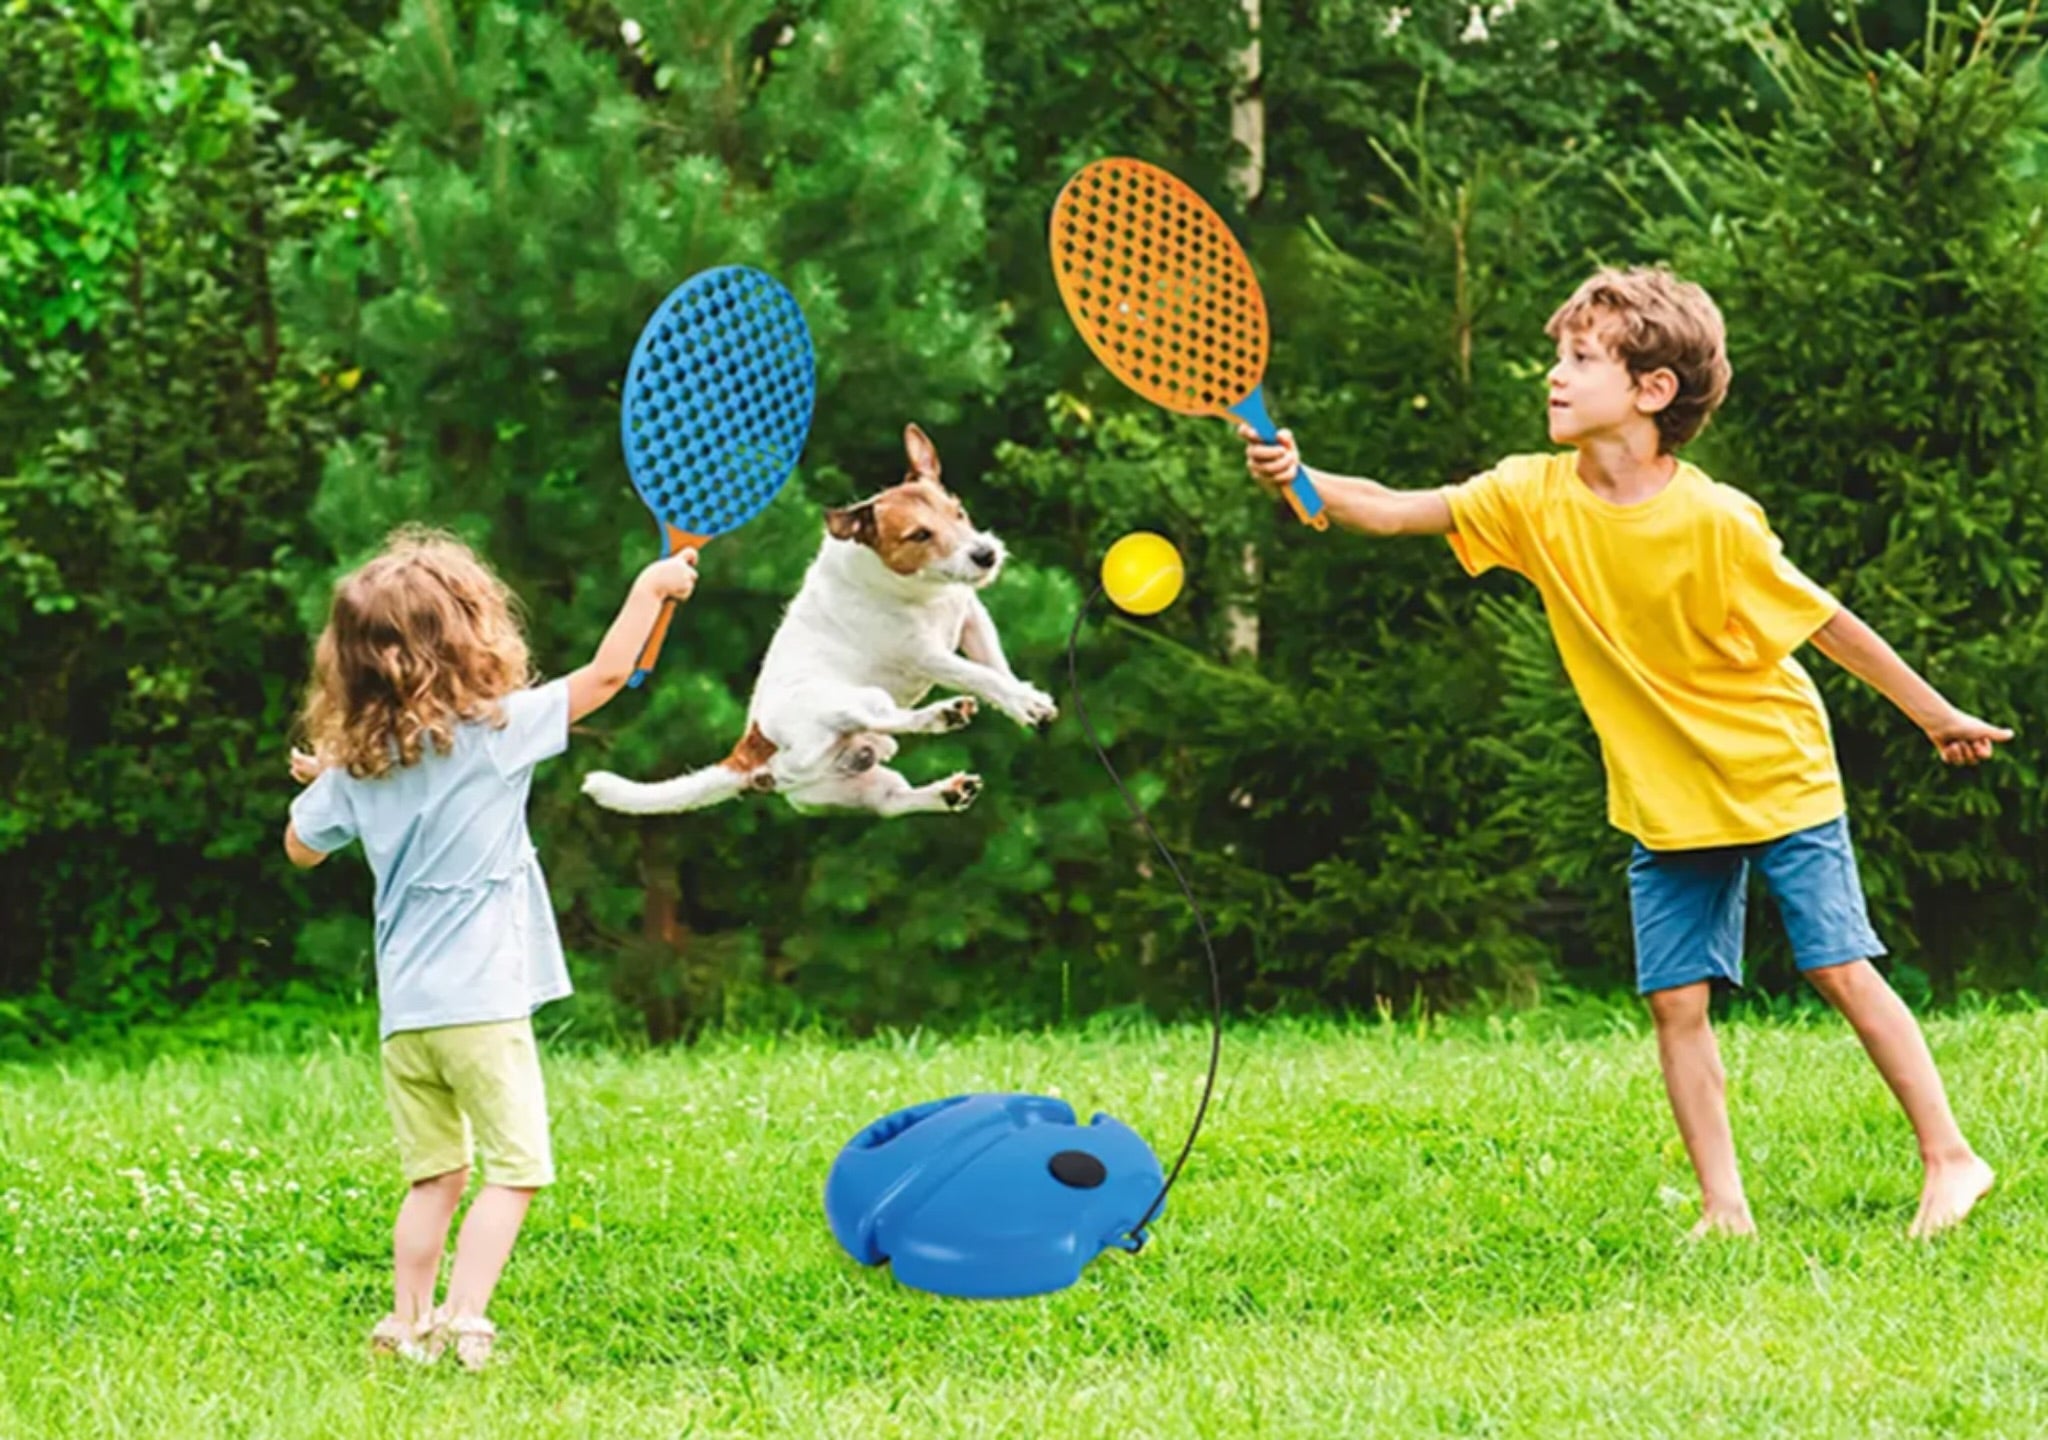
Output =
[{"x1": 1100, "y1": 532, "x2": 1185, "y2": 616}]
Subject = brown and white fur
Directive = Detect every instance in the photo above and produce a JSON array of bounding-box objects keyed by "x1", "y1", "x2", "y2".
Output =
[{"x1": 581, "y1": 424, "x2": 1057, "y2": 818}]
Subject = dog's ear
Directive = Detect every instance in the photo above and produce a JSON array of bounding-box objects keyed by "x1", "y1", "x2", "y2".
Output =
[
  {"x1": 904, "y1": 423, "x2": 941, "y2": 482},
  {"x1": 826, "y1": 501, "x2": 878, "y2": 546}
]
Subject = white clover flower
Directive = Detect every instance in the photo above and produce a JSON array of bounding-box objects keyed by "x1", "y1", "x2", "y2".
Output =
[
  {"x1": 1384, "y1": 5, "x2": 1410, "y2": 36},
  {"x1": 620, "y1": 18, "x2": 643, "y2": 46},
  {"x1": 1461, "y1": 7, "x2": 1490, "y2": 42}
]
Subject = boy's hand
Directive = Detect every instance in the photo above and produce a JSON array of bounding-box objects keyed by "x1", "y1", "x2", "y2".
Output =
[
  {"x1": 289, "y1": 748, "x2": 325, "y2": 785},
  {"x1": 640, "y1": 549, "x2": 700, "y2": 601},
  {"x1": 1924, "y1": 708, "x2": 2013, "y2": 766},
  {"x1": 1235, "y1": 421, "x2": 1302, "y2": 494}
]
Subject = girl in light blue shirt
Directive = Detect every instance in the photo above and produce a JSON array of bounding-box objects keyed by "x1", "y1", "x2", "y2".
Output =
[{"x1": 286, "y1": 525, "x2": 698, "y2": 1368}]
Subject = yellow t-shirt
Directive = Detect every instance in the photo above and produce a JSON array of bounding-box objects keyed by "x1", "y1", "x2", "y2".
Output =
[{"x1": 1443, "y1": 452, "x2": 1844, "y2": 850}]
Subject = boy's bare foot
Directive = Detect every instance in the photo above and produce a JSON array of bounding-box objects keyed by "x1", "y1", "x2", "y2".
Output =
[
  {"x1": 1686, "y1": 1207, "x2": 1757, "y2": 1241},
  {"x1": 1909, "y1": 1154, "x2": 1995, "y2": 1239}
]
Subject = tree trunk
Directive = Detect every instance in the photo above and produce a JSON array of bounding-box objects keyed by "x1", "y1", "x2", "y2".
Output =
[{"x1": 1228, "y1": 0, "x2": 1265, "y2": 664}]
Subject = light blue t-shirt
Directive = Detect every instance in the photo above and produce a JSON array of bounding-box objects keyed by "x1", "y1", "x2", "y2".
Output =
[{"x1": 290, "y1": 679, "x2": 573, "y2": 1040}]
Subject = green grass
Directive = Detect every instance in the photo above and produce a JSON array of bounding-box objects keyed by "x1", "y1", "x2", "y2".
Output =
[{"x1": 3, "y1": 1005, "x2": 2046, "y2": 1438}]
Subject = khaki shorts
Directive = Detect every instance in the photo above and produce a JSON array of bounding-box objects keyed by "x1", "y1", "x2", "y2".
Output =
[{"x1": 381, "y1": 1018, "x2": 554, "y2": 1189}]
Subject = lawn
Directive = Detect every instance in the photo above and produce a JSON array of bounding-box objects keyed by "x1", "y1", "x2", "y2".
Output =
[{"x1": 3, "y1": 1004, "x2": 2045, "y2": 1438}]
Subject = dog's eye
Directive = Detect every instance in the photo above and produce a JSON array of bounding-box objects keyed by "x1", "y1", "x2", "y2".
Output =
[{"x1": 908, "y1": 528, "x2": 933, "y2": 543}]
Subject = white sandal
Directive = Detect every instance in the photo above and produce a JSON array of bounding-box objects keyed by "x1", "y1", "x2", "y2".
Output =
[
  {"x1": 435, "y1": 1311, "x2": 497, "y2": 1372},
  {"x1": 367, "y1": 1312, "x2": 438, "y2": 1364}
]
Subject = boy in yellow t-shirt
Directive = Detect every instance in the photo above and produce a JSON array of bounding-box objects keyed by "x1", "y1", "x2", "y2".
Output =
[{"x1": 1241, "y1": 266, "x2": 2008, "y2": 1240}]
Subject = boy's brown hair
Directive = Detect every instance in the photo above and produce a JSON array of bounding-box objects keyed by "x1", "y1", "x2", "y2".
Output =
[
  {"x1": 300, "y1": 526, "x2": 534, "y2": 778},
  {"x1": 1547, "y1": 266, "x2": 1731, "y2": 452}
]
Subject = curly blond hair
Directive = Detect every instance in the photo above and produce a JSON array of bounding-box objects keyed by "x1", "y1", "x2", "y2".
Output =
[
  {"x1": 1547, "y1": 266, "x2": 1732, "y2": 452},
  {"x1": 300, "y1": 526, "x2": 534, "y2": 779}
]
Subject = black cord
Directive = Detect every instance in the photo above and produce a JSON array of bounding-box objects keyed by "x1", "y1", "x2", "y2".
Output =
[{"x1": 1064, "y1": 581, "x2": 1224, "y2": 1251}]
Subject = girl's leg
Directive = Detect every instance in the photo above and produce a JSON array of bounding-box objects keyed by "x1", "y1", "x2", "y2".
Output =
[
  {"x1": 442, "y1": 1184, "x2": 537, "y2": 1318},
  {"x1": 393, "y1": 1167, "x2": 468, "y2": 1322}
]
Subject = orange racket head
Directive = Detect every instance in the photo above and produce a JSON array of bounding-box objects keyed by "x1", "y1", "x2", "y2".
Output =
[{"x1": 1049, "y1": 157, "x2": 1271, "y2": 418}]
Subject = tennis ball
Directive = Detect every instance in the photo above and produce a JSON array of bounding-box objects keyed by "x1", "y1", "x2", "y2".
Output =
[{"x1": 1101, "y1": 532, "x2": 1185, "y2": 616}]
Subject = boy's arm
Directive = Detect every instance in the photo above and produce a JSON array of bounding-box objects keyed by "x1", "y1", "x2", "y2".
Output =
[
  {"x1": 567, "y1": 551, "x2": 700, "y2": 725},
  {"x1": 1238, "y1": 425, "x2": 1451, "y2": 536},
  {"x1": 1809, "y1": 607, "x2": 2013, "y2": 765},
  {"x1": 1304, "y1": 471, "x2": 1454, "y2": 537}
]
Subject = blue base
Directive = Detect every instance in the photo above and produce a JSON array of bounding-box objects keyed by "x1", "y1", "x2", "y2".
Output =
[{"x1": 824, "y1": 1092, "x2": 1166, "y2": 1299}]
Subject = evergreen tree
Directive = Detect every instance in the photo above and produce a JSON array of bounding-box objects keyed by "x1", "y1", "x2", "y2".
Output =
[{"x1": 1656, "y1": 4, "x2": 2048, "y2": 994}]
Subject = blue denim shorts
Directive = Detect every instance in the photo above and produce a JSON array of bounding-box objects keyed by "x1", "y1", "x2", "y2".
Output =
[{"x1": 1628, "y1": 814, "x2": 1886, "y2": 995}]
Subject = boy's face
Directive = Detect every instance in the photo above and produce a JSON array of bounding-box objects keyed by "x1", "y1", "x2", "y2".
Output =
[{"x1": 1546, "y1": 318, "x2": 1668, "y2": 447}]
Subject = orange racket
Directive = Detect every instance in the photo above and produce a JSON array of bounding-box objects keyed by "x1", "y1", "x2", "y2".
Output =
[{"x1": 1049, "y1": 157, "x2": 1327, "y2": 530}]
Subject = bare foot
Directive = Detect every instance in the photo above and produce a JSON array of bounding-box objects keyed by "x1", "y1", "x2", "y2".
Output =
[
  {"x1": 1686, "y1": 1207, "x2": 1757, "y2": 1242},
  {"x1": 1909, "y1": 1154, "x2": 1995, "y2": 1239}
]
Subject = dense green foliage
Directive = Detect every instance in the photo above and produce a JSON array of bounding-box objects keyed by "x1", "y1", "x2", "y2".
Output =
[{"x1": 4, "y1": 1, "x2": 2044, "y2": 1043}]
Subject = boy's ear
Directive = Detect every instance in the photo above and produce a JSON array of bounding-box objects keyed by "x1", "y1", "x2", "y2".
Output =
[
  {"x1": 1635, "y1": 367, "x2": 1681, "y2": 417},
  {"x1": 826, "y1": 500, "x2": 878, "y2": 546}
]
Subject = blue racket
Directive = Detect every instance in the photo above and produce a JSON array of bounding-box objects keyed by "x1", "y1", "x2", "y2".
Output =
[{"x1": 620, "y1": 265, "x2": 816, "y2": 686}]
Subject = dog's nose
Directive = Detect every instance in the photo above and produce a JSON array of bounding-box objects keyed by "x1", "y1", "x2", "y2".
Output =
[{"x1": 971, "y1": 546, "x2": 998, "y2": 570}]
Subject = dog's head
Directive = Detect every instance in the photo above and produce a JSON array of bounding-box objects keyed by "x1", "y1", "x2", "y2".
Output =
[{"x1": 824, "y1": 425, "x2": 1007, "y2": 589}]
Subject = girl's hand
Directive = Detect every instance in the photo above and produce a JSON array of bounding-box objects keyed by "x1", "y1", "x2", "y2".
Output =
[
  {"x1": 640, "y1": 549, "x2": 699, "y2": 601},
  {"x1": 1924, "y1": 708, "x2": 2013, "y2": 766},
  {"x1": 289, "y1": 748, "x2": 325, "y2": 785},
  {"x1": 1235, "y1": 421, "x2": 1302, "y2": 493}
]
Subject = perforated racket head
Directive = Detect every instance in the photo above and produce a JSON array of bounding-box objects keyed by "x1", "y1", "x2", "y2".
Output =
[
  {"x1": 620, "y1": 266, "x2": 815, "y2": 545},
  {"x1": 1049, "y1": 158, "x2": 1271, "y2": 418}
]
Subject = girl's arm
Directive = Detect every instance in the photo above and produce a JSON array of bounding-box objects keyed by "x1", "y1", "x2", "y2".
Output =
[
  {"x1": 567, "y1": 551, "x2": 700, "y2": 724},
  {"x1": 284, "y1": 821, "x2": 327, "y2": 868}
]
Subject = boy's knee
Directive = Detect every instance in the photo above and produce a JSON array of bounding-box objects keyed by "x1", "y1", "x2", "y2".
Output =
[
  {"x1": 1804, "y1": 958, "x2": 1878, "y2": 1005},
  {"x1": 1645, "y1": 982, "x2": 1711, "y2": 1031}
]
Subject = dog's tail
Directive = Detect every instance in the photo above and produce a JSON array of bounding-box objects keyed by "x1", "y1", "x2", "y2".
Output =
[
  {"x1": 581, "y1": 765, "x2": 755, "y2": 814},
  {"x1": 581, "y1": 724, "x2": 778, "y2": 816}
]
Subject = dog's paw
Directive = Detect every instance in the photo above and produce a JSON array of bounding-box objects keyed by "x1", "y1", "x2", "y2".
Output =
[
  {"x1": 941, "y1": 772, "x2": 983, "y2": 811},
  {"x1": 937, "y1": 697, "x2": 978, "y2": 731},
  {"x1": 999, "y1": 685, "x2": 1058, "y2": 731}
]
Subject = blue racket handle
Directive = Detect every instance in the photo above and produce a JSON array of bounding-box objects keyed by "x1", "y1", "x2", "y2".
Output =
[{"x1": 1227, "y1": 386, "x2": 1328, "y2": 531}]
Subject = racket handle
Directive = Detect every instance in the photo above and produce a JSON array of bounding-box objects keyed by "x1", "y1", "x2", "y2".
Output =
[
  {"x1": 628, "y1": 598, "x2": 677, "y2": 689},
  {"x1": 628, "y1": 524, "x2": 707, "y2": 689},
  {"x1": 1229, "y1": 388, "x2": 1329, "y2": 532},
  {"x1": 1281, "y1": 471, "x2": 1329, "y2": 532}
]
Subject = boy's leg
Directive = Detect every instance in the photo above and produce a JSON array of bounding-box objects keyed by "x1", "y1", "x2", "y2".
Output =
[
  {"x1": 1759, "y1": 816, "x2": 1994, "y2": 1237},
  {"x1": 1647, "y1": 982, "x2": 1755, "y2": 1237},
  {"x1": 394, "y1": 1168, "x2": 469, "y2": 1322},
  {"x1": 1630, "y1": 839, "x2": 1755, "y2": 1236},
  {"x1": 1802, "y1": 960, "x2": 1994, "y2": 1237}
]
